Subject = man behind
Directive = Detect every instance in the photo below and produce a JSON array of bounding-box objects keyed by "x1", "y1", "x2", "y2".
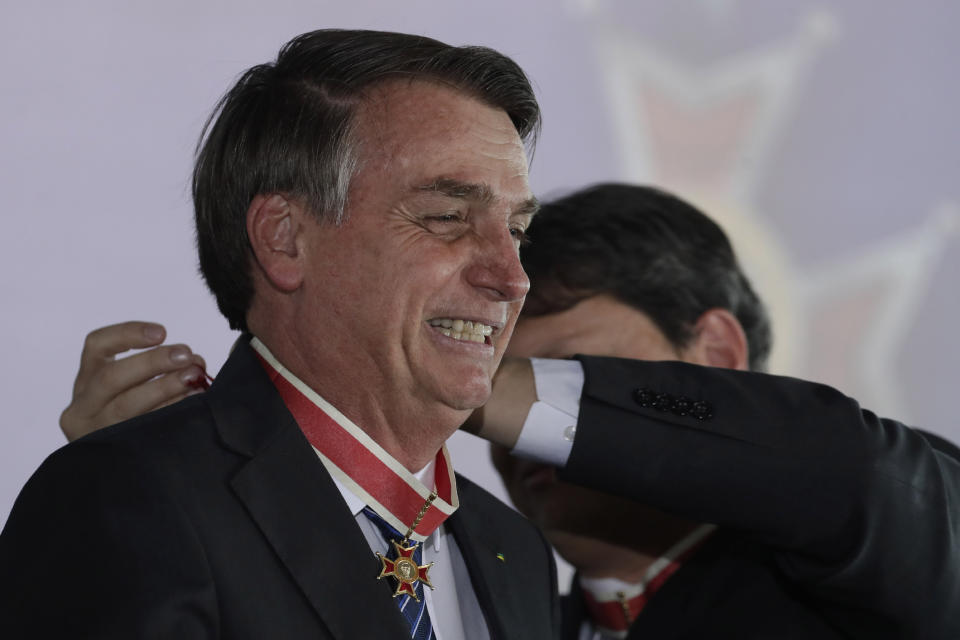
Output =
[
  {"x1": 481, "y1": 183, "x2": 960, "y2": 638},
  {"x1": 0, "y1": 29, "x2": 559, "y2": 638}
]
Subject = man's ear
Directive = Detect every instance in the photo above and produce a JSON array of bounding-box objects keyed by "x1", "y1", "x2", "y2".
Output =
[
  {"x1": 246, "y1": 193, "x2": 305, "y2": 292},
  {"x1": 683, "y1": 308, "x2": 749, "y2": 371}
]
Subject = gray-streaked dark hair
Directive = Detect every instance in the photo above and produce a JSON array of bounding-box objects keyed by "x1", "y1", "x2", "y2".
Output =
[
  {"x1": 193, "y1": 29, "x2": 541, "y2": 331},
  {"x1": 520, "y1": 183, "x2": 773, "y2": 371}
]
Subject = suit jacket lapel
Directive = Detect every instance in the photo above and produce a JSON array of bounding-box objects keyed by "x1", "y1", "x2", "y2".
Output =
[
  {"x1": 209, "y1": 338, "x2": 409, "y2": 639},
  {"x1": 446, "y1": 509, "x2": 505, "y2": 639},
  {"x1": 447, "y1": 479, "x2": 549, "y2": 640}
]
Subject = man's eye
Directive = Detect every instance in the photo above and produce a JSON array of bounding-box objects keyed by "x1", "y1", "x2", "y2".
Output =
[
  {"x1": 510, "y1": 226, "x2": 530, "y2": 246},
  {"x1": 426, "y1": 213, "x2": 463, "y2": 223}
]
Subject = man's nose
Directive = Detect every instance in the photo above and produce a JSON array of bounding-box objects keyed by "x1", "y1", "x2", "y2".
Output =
[{"x1": 465, "y1": 227, "x2": 530, "y2": 302}]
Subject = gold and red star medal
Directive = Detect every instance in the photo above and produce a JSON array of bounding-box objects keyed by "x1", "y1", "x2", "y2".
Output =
[{"x1": 376, "y1": 539, "x2": 434, "y2": 601}]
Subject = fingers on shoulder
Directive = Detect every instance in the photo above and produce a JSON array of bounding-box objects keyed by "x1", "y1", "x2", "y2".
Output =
[
  {"x1": 92, "y1": 344, "x2": 203, "y2": 394},
  {"x1": 82, "y1": 321, "x2": 167, "y2": 362},
  {"x1": 109, "y1": 367, "x2": 207, "y2": 421}
]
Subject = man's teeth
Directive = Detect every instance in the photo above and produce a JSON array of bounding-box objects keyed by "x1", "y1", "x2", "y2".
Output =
[{"x1": 429, "y1": 318, "x2": 494, "y2": 343}]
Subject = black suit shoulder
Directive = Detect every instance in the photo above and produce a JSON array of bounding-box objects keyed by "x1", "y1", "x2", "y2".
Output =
[
  {"x1": 0, "y1": 352, "x2": 351, "y2": 638},
  {"x1": 68, "y1": 390, "x2": 228, "y2": 465},
  {"x1": 0, "y1": 395, "x2": 223, "y2": 638}
]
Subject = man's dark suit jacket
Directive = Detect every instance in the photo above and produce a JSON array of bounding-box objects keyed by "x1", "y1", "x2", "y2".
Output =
[
  {"x1": 0, "y1": 340, "x2": 559, "y2": 639},
  {"x1": 558, "y1": 356, "x2": 960, "y2": 640}
]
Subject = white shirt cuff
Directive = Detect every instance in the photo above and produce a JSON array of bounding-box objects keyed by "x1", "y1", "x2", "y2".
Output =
[{"x1": 510, "y1": 358, "x2": 584, "y2": 467}]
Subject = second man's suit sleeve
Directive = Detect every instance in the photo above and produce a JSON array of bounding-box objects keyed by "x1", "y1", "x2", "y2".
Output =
[{"x1": 555, "y1": 355, "x2": 960, "y2": 640}]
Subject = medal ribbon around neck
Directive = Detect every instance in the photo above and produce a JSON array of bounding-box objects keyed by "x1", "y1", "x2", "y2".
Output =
[
  {"x1": 250, "y1": 337, "x2": 459, "y2": 543},
  {"x1": 581, "y1": 524, "x2": 716, "y2": 634}
]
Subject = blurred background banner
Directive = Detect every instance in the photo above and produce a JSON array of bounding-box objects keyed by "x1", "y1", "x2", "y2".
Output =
[{"x1": 2, "y1": 0, "x2": 957, "y2": 560}]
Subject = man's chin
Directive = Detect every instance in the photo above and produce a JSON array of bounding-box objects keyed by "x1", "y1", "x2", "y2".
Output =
[
  {"x1": 446, "y1": 385, "x2": 492, "y2": 412},
  {"x1": 433, "y1": 368, "x2": 493, "y2": 410}
]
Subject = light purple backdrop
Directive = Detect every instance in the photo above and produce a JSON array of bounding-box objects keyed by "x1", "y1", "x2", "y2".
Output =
[{"x1": 3, "y1": 2, "x2": 958, "y2": 589}]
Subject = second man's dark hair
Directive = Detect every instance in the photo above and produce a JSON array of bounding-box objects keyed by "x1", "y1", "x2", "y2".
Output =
[{"x1": 520, "y1": 183, "x2": 772, "y2": 371}]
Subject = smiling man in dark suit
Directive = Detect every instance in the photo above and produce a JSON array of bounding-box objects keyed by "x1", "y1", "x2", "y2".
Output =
[
  {"x1": 48, "y1": 180, "x2": 960, "y2": 639},
  {"x1": 0, "y1": 29, "x2": 558, "y2": 639}
]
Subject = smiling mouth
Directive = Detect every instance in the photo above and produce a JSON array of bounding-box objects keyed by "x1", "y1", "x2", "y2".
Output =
[{"x1": 428, "y1": 318, "x2": 495, "y2": 344}]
